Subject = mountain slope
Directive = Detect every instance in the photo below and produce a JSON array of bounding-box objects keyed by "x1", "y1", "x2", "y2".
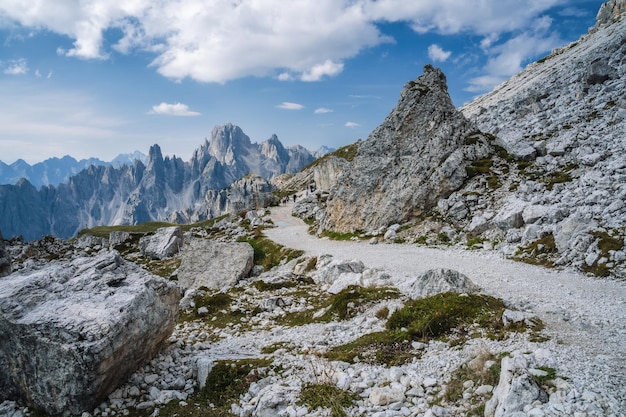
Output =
[
  {"x1": 301, "y1": 1, "x2": 626, "y2": 277},
  {"x1": 0, "y1": 125, "x2": 314, "y2": 240}
]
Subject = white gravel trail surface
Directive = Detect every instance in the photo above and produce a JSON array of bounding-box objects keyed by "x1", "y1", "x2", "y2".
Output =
[{"x1": 265, "y1": 203, "x2": 626, "y2": 412}]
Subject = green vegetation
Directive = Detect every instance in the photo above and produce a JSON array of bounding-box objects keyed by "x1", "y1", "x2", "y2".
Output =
[
  {"x1": 319, "y1": 230, "x2": 363, "y2": 241},
  {"x1": 298, "y1": 383, "x2": 358, "y2": 417},
  {"x1": 238, "y1": 230, "x2": 304, "y2": 270},
  {"x1": 513, "y1": 233, "x2": 558, "y2": 267},
  {"x1": 444, "y1": 352, "x2": 501, "y2": 404},
  {"x1": 582, "y1": 229, "x2": 624, "y2": 277},
  {"x1": 124, "y1": 358, "x2": 271, "y2": 417},
  {"x1": 326, "y1": 292, "x2": 534, "y2": 367},
  {"x1": 386, "y1": 293, "x2": 506, "y2": 340},
  {"x1": 301, "y1": 142, "x2": 360, "y2": 172},
  {"x1": 466, "y1": 159, "x2": 493, "y2": 177},
  {"x1": 252, "y1": 279, "x2": 298, "y2": 291},
  {"x1": 324, "y1": 330, "x2": 414, "y2": 366},
  {"x1": 279, "y1": 286, "x2": 400, "y2": 327}
]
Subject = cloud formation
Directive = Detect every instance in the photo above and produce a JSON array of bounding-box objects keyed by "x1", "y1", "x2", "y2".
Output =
[
  {"x1": 3, "y1": 58, "x2": 28, "y2": 75},
  {"x1": 0, "y1": 0, "x2": 567, "y2": 91},
  {"x1": 428, "y1": 44, "x2": 451, "y2": 62},
  {"x1": 345, "y1": 121, "x2": 359, "y2": 128},
  {"x1": 276, "y1": 102, "x2": 304, "y2": 110},
  {"x1": 150, "y1": 102, "x2": 200, "y2": 116},
  {"x1": 314, "y1": 108, "x2": 333, "y2": 114}
]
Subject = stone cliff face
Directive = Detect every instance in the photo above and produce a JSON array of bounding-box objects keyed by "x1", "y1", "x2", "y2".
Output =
[
  {"x1": 0, "y1": 125, "x2": 312, "y2": 240},
  {"x1": 321, "y1": 65, "x2": 491, "y2": 233}
]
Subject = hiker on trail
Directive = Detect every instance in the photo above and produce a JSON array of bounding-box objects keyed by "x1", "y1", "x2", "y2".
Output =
[{"x1": 292, "y1": 194, "x2": 297, "y2": 203}]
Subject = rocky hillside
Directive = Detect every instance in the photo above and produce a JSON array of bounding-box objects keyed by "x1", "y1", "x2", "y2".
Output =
[
  {"x1": 299, "y1": 1, "x2": 626, "y2": 278},
  {"x1": 0, "y1": 124, "x2": 314, "y2": 241}
]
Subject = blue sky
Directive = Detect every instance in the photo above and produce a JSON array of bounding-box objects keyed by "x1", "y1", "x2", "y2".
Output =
[{"x1": 0, "y1": 0, "x2": 601, "y2": 164}]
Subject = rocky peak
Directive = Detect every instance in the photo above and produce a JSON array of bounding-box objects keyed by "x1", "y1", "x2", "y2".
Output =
[
  {"x1": 593, "y1": 0, "x2": 626, "y2": 31},
  {"x1": 321, "y1": 65, "x2": 489, "y2": 233},
  {"x1": 260, "y1": 134, "x2": 289, "y2": 162},
  {"x1": 208, "y1": 123, "x2": 252, "y2": 165}
]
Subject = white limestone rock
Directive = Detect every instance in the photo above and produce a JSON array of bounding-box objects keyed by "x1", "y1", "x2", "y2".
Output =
[
  {"x1": 177, "y1": 238, "x2": 254, "y2": 290},
  {"x1": 138, "y1": 226, "x2": 183, "y2": 260},
  {"x1": 401, "y1": 268, "x2": 480, "y2": 299},
  {"x1": 0, "y1": 251, "x2": 180, "y2": 416}
]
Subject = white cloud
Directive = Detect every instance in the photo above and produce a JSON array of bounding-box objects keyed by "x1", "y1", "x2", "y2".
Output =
[
  {"x1": 277, "y1": 72, "x2": 293, "y2": 81},
  {"x1": 0, "y1": 0, "x2": 566, "y2": 83},
  {"x1": 314, "y1": 107, "x2": 333, "y2": 114},
  {"x1": 3, "y1": 58, "x2": 28, "y2": 75},
  {"x1": 301, "y1": 60, "x2": 344, "y2": 81},
  {"x1": 466, "y1": 16, "x2": 563, "y2": 93},
  {"x1": 150, "y1": 102, "x2": 200, "y2": 116},
  {"x1": 427, "y1": 44, "x2": 451, "y2": 62},
  {"x1": 277, "y1": 102, "x2": 304, "y2": 110},
  {"x1": 345, "y1": 121, "x2": 359, "y2": 128}
]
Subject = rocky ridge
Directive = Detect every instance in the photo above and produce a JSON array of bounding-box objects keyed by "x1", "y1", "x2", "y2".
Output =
[
  {"x1": 0, "y1": 124, "x2": 312, "y2": 241},
  {"x1": 294, "y1": 2, "x2": 626, "y2": 278}
]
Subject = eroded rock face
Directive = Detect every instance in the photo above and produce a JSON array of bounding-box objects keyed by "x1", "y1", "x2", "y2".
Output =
[
  {"x1": 0, "y1": 230, "x2": 10, "y2": 277},
  {"x1": 177, "y1": 238, "x2": 254, "y2": 290},
  {"x1": 321, "y1": 65, "x2": 489, "y2": 233},
  {"x1": 0, "y1": 251, "x2": 180, "y2": 416}
]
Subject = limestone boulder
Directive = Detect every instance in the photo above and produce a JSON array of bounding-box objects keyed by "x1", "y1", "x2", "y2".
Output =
[
  {"x1": 177, "y1": 238, "x2": 254, "y2": 290},
  {"x1": 138, "y1": 226, "x2": 183, "y2": 260},
  {"x1": 401, "y1": 268, "x2": 480, "y2": 299},
  {"x1": 0, "y1": 251, "x2": 180, "y2": 416}
]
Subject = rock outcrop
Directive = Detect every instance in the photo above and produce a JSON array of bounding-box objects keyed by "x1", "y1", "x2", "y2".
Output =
[
  {"x1": 0, "y1": 231, "x2": 9, "y2": 277},
  {"x1": 321, "y1": 65, "x2": 491, "y2": 233},
  {"x1": 0, "y1": 251, "x2": 181, "y2": 416},
  {"x1": 177, "y1": 238, "x2": 254, "y2": 290},
  {"x1": 401, "y1": 268, "x2": 480, "y2": 299},
  {"x1": 139, "y1": 226, "x2": 183, "y2": 260}
]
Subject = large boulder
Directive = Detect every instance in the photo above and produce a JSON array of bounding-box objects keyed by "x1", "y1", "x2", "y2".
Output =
[
  {"x1": 401, "y1": 268, "x2": 480, "y2": 299},
  {"x1": 139, "y1": 226, "x2": 183, "y2": 259},
  {"x1": 0, "y1": 230, "x2": 10, "y2": 277},
  {"x1": 177, "y1": 238, "x2": 254, "y2": 290},
  {"x1": 0, "y1": 251, "x2": 180, "y2": 416}
]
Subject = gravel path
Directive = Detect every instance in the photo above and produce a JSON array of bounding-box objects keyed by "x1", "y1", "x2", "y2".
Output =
[{"x1": 265, "y1": 203, "x2": 626, "y2": 410}]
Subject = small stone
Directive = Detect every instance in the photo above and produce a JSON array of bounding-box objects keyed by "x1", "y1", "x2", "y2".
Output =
[{"x1": 423, "y1": 377, "x2": 437, "y2": 387}]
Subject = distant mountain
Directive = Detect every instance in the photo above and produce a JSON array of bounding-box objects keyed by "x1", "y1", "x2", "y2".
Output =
[
  {"x1": 0, "y1": 124, "x2": 315, "y2": 240},
  {"x1": 0, "y1": 152, "x2": 148, "y2": 188},
  {"x1": 314, "y1": 145, "x2": 335, "y2": 158}
]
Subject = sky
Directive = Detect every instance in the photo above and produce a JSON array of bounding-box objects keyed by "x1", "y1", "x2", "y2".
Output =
[{"x1": 0, "y1": 0, "x2": 602, "y2": 164}]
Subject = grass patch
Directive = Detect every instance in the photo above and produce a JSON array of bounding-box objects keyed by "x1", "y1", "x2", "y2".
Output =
[
  {"x1": 444, "y1": 351, "x2": 501, "y2": 404},
  {"x1": 238, "y1": 231, "x2": 304, "y2": 270},
  {"x1": 299, "y1": 383, "x2": 358, "y2": 417},
  {"x1": 279, "y1": 286, "x2": 400, "y2": 327},
  {"x1": 138, "y1": 257, "x2": 182, "y2": 279},
  {"x1": 386, "y1": 293, "x2": 506, "y2": 341},
  {"x1": 324, "y1": 330, "x2": 414, "y2": 366},
  {"x1": 582, "y1": 230, "x2": 624, "y2": 277},
  {"x1": 466, "y1": 159, "x2": 493, "y2": 178},
  {"x1": 513, "y1": 233, "x2": 557, "y2": 267},
  {"x1": 319, "y1": 230, "x2": 363, "y2": 241},
  {"x1": 252, "y1": 280, "x2": 298, "y2": 291},
  {"x1": 123, "y1": 358, "x2": 271, "y2": 417},
  {"x1": 302, "y1": 142, "x2": 360, "y2": 172}
]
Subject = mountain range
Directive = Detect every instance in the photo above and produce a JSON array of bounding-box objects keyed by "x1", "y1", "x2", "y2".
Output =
[
  {"x1": 0, "y1": 152, "x2": 149, "y2": 188},
  {"x1": 0, "y1": 124, "x2": 314, "y2": 240}
]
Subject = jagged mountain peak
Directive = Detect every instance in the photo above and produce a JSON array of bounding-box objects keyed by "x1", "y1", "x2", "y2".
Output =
[
  {"x1": 321, "y1": 65, "x2": 486, "y2": 233},
  {"x1": 208, "y1": 123, "x2": 253, "y2": 165}
]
